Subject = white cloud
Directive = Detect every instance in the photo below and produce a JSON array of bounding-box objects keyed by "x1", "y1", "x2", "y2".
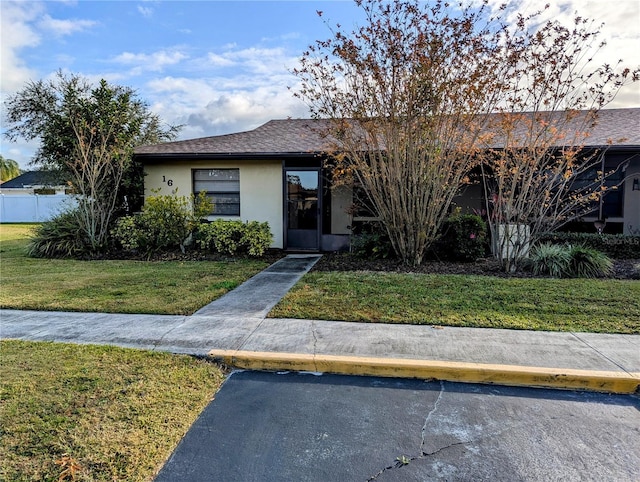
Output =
[
  {"x1": 38, "y1": 14, "x2": 96, "y2": 37},
  {"x1": 137, "y1": 5, "x2": 153, "y2": 18},
  {"x1": 0, "y1": 2, "x2": 42, "y2": 93},
  {"x1": 111, "y1": 49, "x2": 189, "y2": 74},
  {"x1": 0, "y1": 2, "x2": 97, "y2": 95},
  {"x1": 231, "y1": 47, "x2": 293, "y2": 75},
  {"x1": 207, "y1": 52, "x2": 235, "y2": 68},
  {"x1": 145, "y1": 75, "x2": 308, "y2": 140},
  {"x1": 482, "y1": 0, "x2": 640, "y2": 108},
  {"x1": 490, "y1": 1, "x2": 639, "y2": 64},
  {"x1": 144, "y1": 45, "x2": 310, "y2": 138},
  {"x1": 203, "y1": 46, "x2": 296, "y2": 74}
]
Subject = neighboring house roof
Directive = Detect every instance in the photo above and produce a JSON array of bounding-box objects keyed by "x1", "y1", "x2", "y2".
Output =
[
  {"x1": 134, "y1": 108, "x2": 640, "y2": 158},
  {"x1": 0, "y1": 171, "x2": 65, "y2": 188}
]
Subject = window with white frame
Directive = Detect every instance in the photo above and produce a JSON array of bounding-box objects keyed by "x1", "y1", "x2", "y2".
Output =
[{"x1": 193, "y1": 169, "x2": 240, "y2": 215}]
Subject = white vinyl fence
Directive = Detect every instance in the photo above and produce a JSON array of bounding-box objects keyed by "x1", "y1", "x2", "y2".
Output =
[{"x1": 0, "y1": 194, "x2": 77, "y2": 222}]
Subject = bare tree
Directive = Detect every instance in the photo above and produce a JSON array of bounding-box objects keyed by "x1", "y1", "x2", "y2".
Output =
[
  {"x1": 480, "y1": 14, "x2": 639, "y2": 271},
  {"x1": 294, "y1": 0, "x2": 637, "y2": 268},
  {"x1": 67, "y1": 93, "x2": 132, "y2": 250},
  {"x1": 294, "y1": 0, "x2": 515, "y2": 266}
]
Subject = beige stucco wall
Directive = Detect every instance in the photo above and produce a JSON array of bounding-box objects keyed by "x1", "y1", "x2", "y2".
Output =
[{"x1": 144, "y1": 160, "x2": 284, "y2": 248}]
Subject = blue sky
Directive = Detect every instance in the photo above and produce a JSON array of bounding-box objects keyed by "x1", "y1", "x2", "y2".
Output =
[{"x1": 1, "y1": 0, "x2": 639, "y2": 170}]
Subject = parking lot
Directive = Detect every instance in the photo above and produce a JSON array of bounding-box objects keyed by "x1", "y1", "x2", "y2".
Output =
[{"x1": 156, "y1": 371, "x2": 640, "y2": 481}]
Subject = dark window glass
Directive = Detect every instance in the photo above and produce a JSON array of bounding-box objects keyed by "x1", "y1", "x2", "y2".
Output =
[
  {"x1": 573, "y1": 157, "x2": 624, "y2": 218},
  {"x1": 193, "y1": 169, "x2": 240, "y2": 216}
]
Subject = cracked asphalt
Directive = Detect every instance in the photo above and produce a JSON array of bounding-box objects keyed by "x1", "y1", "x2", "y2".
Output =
[{"x1": 154, "y1": 371, "x2": 640, "y2": 482}]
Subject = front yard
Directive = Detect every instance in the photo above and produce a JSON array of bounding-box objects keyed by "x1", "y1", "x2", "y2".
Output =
[
  {"x1": 1, "y1": 226, "x2": 236, "y2": 481},
  {"x1": 269, "y1": 270, "x2": 640, "y2": 334},
  {"x1": 0, "y1": 224, "x2": 272, "y2": 315},
  {"x1": 1, "y1": 223, "x2": 638, "y2": 481},
  {"x1": 0, "y1": 340, "x2": 224, "y2": 481},
  {"x1": 2, "y1": 224, "x2": 638, "y2": 332}
]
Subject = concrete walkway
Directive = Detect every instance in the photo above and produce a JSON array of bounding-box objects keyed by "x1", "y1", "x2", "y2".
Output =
[{"x1": 1, "y1": 254, "x2": 639, "y2": 393}]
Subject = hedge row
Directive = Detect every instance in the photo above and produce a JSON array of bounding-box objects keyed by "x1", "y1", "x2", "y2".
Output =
[
  {"x1": 539, "y1": 232, "x2": 640, "y2": 259},
  {"x1": 111, "y1": 193, "x2": 272, "y2": 257}
]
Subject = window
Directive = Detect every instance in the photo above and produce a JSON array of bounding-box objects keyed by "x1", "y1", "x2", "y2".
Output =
[
  {"x1": 572, "y1": 158, "x2": 625, "y2": 218},
  {"x1": 193, "y1": 169, "x2": 240, "y2": 215}
]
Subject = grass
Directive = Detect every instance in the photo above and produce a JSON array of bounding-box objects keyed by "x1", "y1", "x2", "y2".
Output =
[
  {"x1": 0, "y1": 224, "x2": 271, "y2": 314},
  {"x1": 270, "y1": 271, "x2": 640, "y2": 334},
  {"x1": 0, "y1": 340, "x2": 224, "y2": 481},
  {"x1": 3, "y1": 224, "x2": 638, "y2": 333}
]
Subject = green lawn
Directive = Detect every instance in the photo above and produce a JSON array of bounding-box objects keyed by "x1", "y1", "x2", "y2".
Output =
[
  {"x1": 0, "y1": 340, "x2": 224, "y2": 482},
  {"x1": 270, "y1": 271, "x2": 640, "y2": 334},
  {"x1": 3, "y1": 223, "x2": 638, "y2": 332},
  {"x1": 0, "y1": 224, "x2": 271, "y2": 314}
]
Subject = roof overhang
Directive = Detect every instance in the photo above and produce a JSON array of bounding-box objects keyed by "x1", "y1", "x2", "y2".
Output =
[{"x1": 134, "y1": 151, "x2": 330, "y2": 162}]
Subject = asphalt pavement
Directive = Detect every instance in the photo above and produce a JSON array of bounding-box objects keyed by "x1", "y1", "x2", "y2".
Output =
[{"x1": 154, "y1": 370, "x2": 640, "y2": 482}]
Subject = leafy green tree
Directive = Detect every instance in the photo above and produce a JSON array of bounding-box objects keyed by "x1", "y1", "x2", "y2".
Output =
[
  {"x1": 0, "y1": 155, "x2": 21, "y2": 182},
  {"x1": 4, "y1": 72, "x2": 180, "y2": 252}
]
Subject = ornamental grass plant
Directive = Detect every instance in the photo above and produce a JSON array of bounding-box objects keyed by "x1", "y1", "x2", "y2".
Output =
[
  {"x1": 528, "y1": 243, "x2": 571, "y2": 277},
  {"x1": 568, "y1": 244, "x2": 614, "y2": 278},
  {"x1": 528, "y1": 243, "x2": 613, "y2": 279}
]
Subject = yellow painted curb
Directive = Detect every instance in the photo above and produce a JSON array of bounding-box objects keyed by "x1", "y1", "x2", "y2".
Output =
[{"x1": 208, "y1": 349, "x2": 640, "y2": 394}]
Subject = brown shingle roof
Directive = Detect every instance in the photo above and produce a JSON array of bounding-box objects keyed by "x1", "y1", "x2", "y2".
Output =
[
  {"x1": 135, "y1": 119, "x2": 335, "y2": 156},
  {"x1": 585, "y1": 108, "x2": 640, "y2": 146},
  {"x1": 134, "y1": 108, "x2": 639, "y2": 157}
]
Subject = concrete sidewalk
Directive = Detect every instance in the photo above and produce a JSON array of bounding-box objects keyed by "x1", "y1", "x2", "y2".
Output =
[{"x1": 1, "y1": 254, "x2": 639, "y2": 393}]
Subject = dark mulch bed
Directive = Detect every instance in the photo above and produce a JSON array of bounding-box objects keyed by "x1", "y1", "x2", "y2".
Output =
[
  {"x1": 90, "y1": 248, "x2": 285, "y2": 265},
  {"x1": 312, "y1": 252, "x2": 640, "y2": 280},
  {"x1": 92, "y1": 249, "x2": 639, "y2": 280}
]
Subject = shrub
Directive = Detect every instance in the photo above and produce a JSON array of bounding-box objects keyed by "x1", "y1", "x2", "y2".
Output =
[
  {"x1": 539, "y1": 232, "x2": 640, "y2": 259},
  {"x1": 243, "y1": 221, "x2": 274, "y2": 257},
  {"x1": 111, "y1": 215, "x2": 144, "y2": 251},
  {"x1": 437, "y1": 214, "x2": 488, "y2": 262},
  {"x1": 567, "y1": 245, "x2": 613, "y2": 278},
  {"x1": 528, "y1": 243, "x2": 570, "y2": 277},
  {"x1": 197, "y1": 220, "x2": 243, "y2": 255},
  {"x1": 111, "y1": 192, "x2": 212, "y2": 254},
  {"x1": 196, "y1": 220, "x2": 272, "y2": 257},
  {"x1": 350, "y1": 223, "x2": 395, "y2": 259},
  {"x1": 137, "y1": 194, "x2": 192, "y2": 251},
  {"x1": 27, "y1": 209, "x2": 90, "y2": 258}
]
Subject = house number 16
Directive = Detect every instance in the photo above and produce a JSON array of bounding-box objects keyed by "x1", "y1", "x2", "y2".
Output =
[{"x1": 162, "y1": 175, "x2": 174, "y2": 187}]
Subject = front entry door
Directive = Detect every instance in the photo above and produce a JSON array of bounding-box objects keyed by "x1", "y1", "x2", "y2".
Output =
[{"x1": 286, "y1": 169, "x2": 319, "y2": 250}]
